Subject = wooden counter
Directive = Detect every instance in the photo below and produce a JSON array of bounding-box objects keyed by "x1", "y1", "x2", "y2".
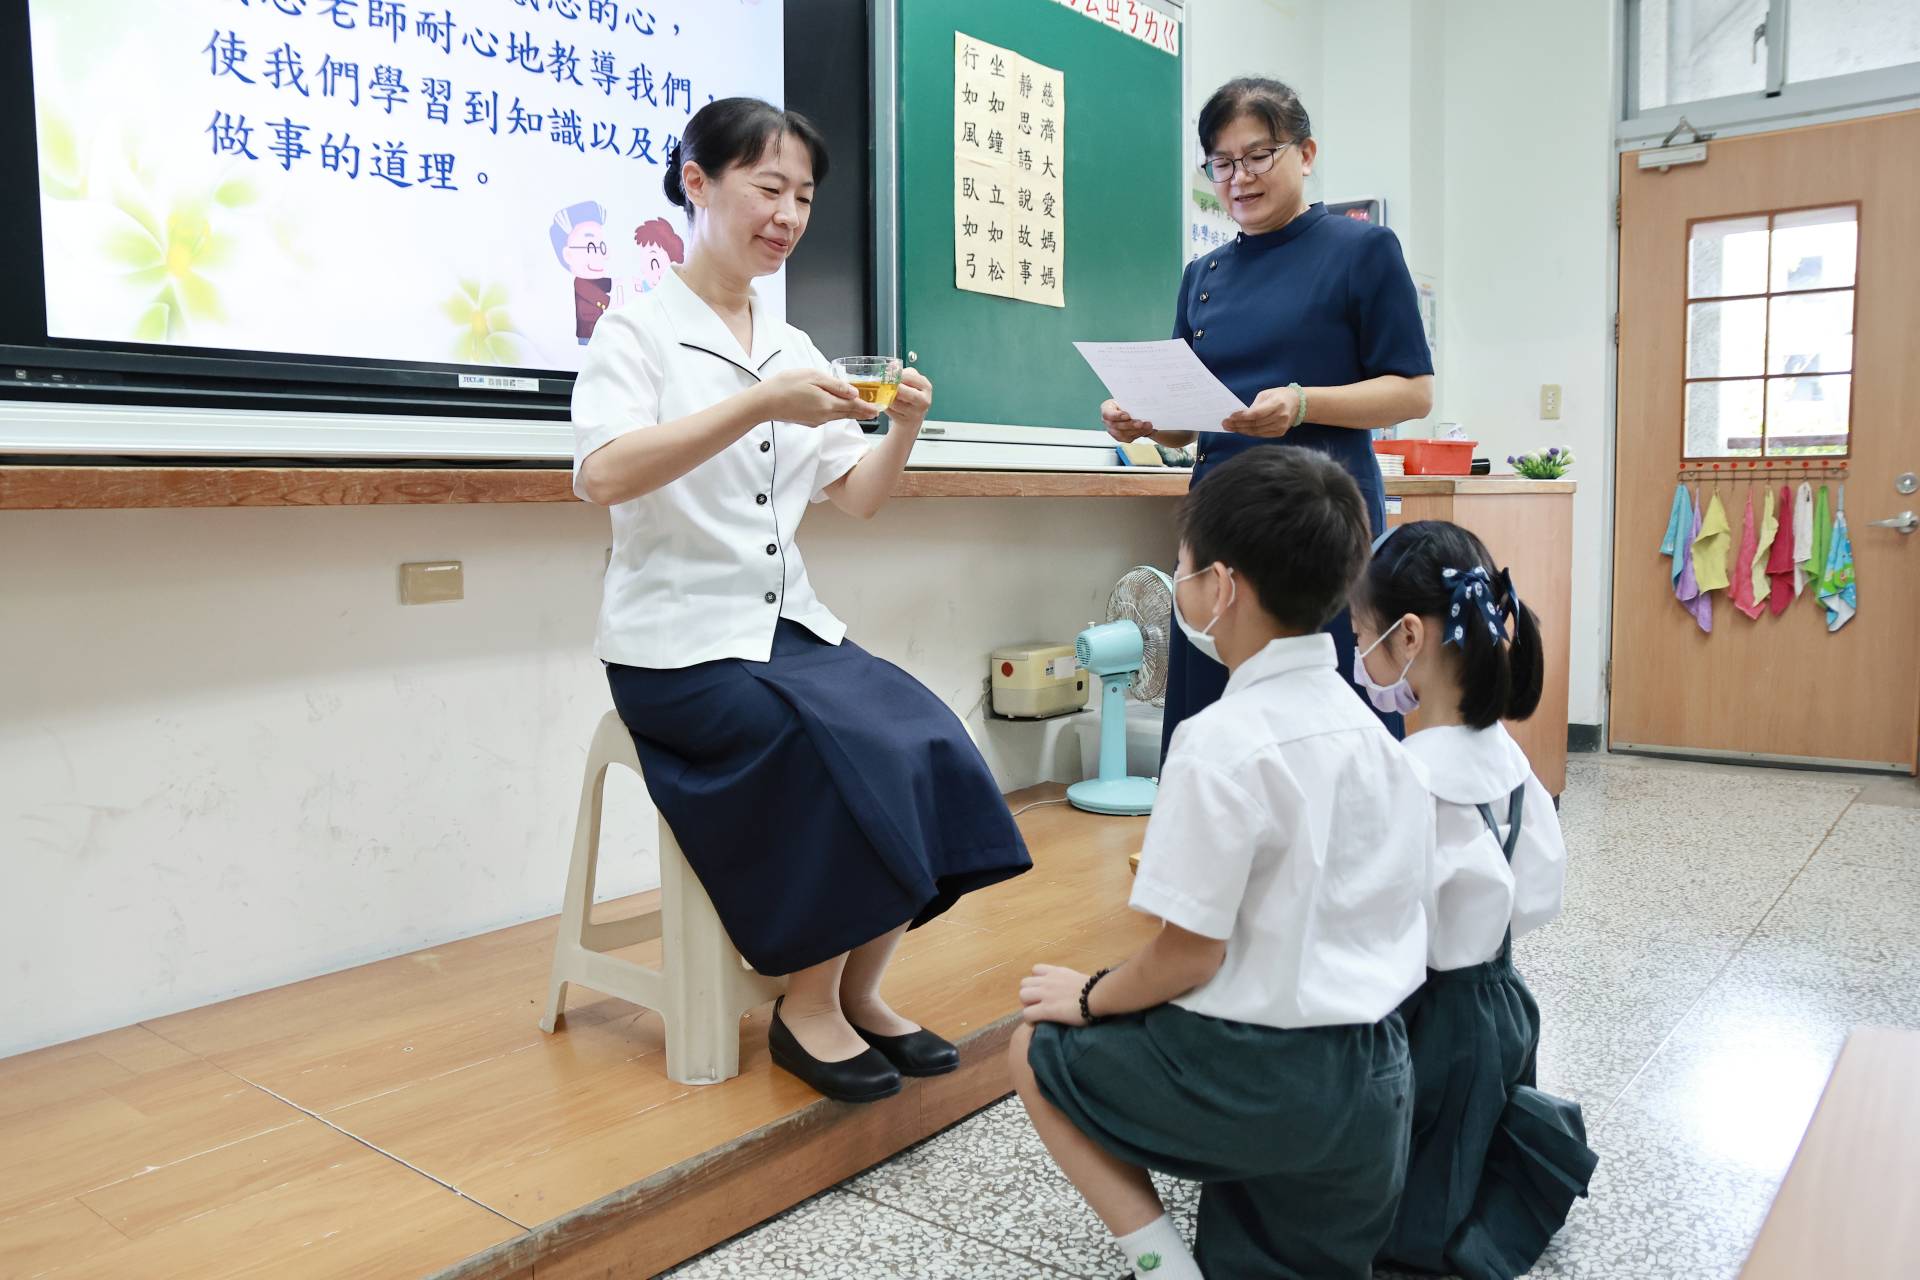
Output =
[
  {"x1": 0, "y1": 465, "x2": 1189, "y2": 509},
  {"x1": 0, "y1": 465, "x2": 1571, "y2": 510},
  {"x1": 1387, "y1": 477, "x2": 1576, "y2": 497}
]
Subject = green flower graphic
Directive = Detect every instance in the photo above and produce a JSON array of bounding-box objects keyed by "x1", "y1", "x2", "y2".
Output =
[
  {"x1": 47, "y1": 142, "x2": 263, "y2": 343},
  {"x1": 37, "y1": 107, "x2": 88, "y2": 201},
  {"x1": 443, "y1": 280, "x2": 528, "y2": 365},
  {"x1": 104, "y1": 198, "x2": 239, "y2": 342}
]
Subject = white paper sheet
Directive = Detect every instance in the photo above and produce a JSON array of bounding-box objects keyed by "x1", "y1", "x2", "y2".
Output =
[{"x1": 1072, "y1": 340, "x2": 1246, "y2": 434}]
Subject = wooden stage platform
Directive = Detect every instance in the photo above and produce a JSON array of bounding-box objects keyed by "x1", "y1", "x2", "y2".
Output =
[{"x1": 0, "y1": 787, "x2": 1153, "y2": 1279}]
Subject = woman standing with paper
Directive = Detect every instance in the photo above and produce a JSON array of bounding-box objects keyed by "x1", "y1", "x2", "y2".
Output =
[{"x1": 1104, "y1": 78, "x2": 1434, "y2": 758}]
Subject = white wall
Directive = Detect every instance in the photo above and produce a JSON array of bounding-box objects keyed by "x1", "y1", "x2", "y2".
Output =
[
  {"x1": 1433, "y1": 1, "x2": 1616, "y2": 724},
  {"x1": 1321, "y1": 2, "x2": 1416, "y2": 262},
  {"x1": 1319, "y1": 0, "x2": 1447, "y2": 437},
  {"x1": 0, "y1": 498, "x2": 1177, "y2": 1056}
]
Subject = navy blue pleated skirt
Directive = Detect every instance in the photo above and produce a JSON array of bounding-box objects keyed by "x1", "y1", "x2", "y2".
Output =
[
  {"x1": 605, "y1": 620, "x2": 1032, "y2": 976},
  {"x1": 1378, "y1": 953, "x2": 1596, "y2": 1279}
]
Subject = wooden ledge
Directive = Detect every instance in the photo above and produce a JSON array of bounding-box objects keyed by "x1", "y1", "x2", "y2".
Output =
[
  {"x1": 0, "y1": 465, "x2": 575, "y2": 510},
  {"x1": 0, "y1": 465, "x2": 1192, "y2": 510},
  {"x1": 0, "y1": 465, "x2": 1571, "y2": 512}
]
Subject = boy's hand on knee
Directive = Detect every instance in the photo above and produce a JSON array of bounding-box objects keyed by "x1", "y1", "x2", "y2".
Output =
[{"x1": 1020, "y1": 964, "x2": 1092, "y2": 1026}]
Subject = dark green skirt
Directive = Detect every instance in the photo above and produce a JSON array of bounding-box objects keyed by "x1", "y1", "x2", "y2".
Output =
[
  {"x1": 1028, "y1": 1003, "x2": 1412, "y2": 1280},
  {"x1": 1378, "y1": 955, "x2": 1597, "y2": 1279}
]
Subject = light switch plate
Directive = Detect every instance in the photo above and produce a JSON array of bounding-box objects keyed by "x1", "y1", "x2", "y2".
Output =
[
  {"x1": 400, "y1": 561, "x2": 463, "y2": 604},
  {"x1": 1539, "y1": 384, "x2": 1563, "y2": 420}
]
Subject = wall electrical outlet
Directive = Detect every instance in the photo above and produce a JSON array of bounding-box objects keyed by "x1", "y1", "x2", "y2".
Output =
[
  {"x1": 1539, "y1": 384, "x2": 1563, "y2": 420},
  {"x1": 400, "y1": 561, "x2": 464, "y2": 605}
]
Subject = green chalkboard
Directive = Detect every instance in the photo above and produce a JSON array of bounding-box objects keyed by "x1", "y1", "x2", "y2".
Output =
[{"x1": 898, "y1": 0, "x2": 1184, "y2": 430}]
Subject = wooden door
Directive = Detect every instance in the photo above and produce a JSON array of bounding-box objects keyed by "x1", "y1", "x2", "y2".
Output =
[{"x1": 1611, "y1": 112, "x2": 1920, "y2": 772}]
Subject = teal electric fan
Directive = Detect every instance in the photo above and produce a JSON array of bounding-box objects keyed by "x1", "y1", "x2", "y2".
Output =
[{"x1": 1067, "y1": 567, "x2": 1174, "y2": 816}]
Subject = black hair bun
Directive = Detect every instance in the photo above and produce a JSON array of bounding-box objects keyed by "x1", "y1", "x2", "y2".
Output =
[{"x1": 662, "y1": 140, "x2": 686, "y2": 208}]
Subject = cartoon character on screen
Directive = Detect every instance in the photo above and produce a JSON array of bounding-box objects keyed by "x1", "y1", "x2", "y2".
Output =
[
  {"x1": 551, "y1": 201, "x2": 612, "y2": 346},
  {"x1": 631, "y1": 217, "x2": 686, "y2": 296}
]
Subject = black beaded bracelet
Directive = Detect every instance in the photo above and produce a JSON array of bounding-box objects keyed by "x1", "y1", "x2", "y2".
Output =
[{"x1": 1079, "y1": 968, "x2": 1113, "y2": 1026}]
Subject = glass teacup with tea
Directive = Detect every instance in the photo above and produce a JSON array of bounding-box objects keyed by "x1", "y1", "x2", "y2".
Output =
[{"x1": 830, "y1": 355, "x2": 903, "y2": 416}]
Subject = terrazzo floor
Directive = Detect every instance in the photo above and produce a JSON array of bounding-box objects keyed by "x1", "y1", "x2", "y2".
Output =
[{"x1": 665, "y1": 754, "x2": 1920, "y2": 1279}]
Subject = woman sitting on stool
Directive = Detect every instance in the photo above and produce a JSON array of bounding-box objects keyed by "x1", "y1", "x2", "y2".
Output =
[{"x1": 572, "y1": 97, "x2": 1032, "y2": 1103}]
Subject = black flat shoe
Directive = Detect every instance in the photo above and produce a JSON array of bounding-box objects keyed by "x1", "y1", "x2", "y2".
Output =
[
  {"x1": 851, "y1": 1023, "x2": 961, "y2": 1077},
  {"x1": 768, "y1": 999, "x2": 902, "y2": 1103}
]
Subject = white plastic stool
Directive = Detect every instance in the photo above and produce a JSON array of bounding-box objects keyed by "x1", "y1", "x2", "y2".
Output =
[{"x1": 540, "y1": 711, "x2": 786, "y2": 1084}]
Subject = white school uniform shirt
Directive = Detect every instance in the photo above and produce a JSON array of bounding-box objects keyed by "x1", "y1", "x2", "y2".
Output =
[
  {"x1": 1129, "y1": 634, "x2": 1433, "y2": 1030},
  {"x1": 1402, "y1": 724, "x2": 1566, "y2": 971},
  {"x1": 571, "y1": 268, "x2": 871, "y2": 669}
]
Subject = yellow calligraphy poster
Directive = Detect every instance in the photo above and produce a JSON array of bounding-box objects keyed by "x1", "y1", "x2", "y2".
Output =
[{"x1": 954, "y1": 33, "x2": 1063, "y2": 307}]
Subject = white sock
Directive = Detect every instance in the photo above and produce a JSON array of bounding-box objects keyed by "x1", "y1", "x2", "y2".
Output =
[{"x1": 1114, "y1": 1213, "x2": 1201, "y2": 1279}]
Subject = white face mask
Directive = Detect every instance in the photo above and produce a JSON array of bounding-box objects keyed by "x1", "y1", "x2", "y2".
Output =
[
  {"x1": 1353, "y1": 624, "x2": 1420, "y2": 715},
  {"x1": 1173, "y1": 567, "x2": 1235, "y2": 665}
]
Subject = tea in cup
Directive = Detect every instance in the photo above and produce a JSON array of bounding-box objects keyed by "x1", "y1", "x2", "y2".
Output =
[{"x1": 830, "y1": 356, "x2": 903, "y2": 412}]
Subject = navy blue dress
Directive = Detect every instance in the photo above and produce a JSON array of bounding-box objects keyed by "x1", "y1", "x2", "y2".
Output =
[
  {"x1": 607, "y1": 621, "x2": 1033, "y2": 977},
  {"x1": 1161, "y1": 203, "x2": 1434, "y2": 763}
]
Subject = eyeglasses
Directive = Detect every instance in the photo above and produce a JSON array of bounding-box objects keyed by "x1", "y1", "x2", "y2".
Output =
[
  {"x1": 1199, "y1": 141, "x2": 1294, "y2": 183},
  {"x1": 568, "y1": 240, "x2": 609, "y2": 255}
]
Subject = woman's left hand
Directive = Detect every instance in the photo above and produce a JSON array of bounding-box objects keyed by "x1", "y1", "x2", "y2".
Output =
[
  {"x1": 1019, "y1": 963, "x2": 1091, "y2": 1026},
  {"x1": 1222, "y1": 385, "x2": 1301, "y2": 437},
  {"x1": 886, "y1": 368, "x2": 934, "y2": 433}
]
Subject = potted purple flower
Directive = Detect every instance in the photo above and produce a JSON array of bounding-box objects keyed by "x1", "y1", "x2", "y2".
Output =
[{"x1": 1509, "y1": 446, "x2": 1574, "y2": 479}]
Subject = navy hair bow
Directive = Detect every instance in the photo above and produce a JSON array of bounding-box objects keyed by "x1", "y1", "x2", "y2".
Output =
[{"x1": 1440, "y1": 565, "x2": 1520, "y2": 648}]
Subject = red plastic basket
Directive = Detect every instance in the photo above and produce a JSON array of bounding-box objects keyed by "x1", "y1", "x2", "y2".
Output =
[{"x1": 1373, "y1": 439, "x2": 1478, "y2": 476}]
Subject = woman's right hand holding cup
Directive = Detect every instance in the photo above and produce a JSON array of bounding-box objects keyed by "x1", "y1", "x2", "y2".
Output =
[
  {"x1": 1102, "y1": 399, "x2": 1158, "y2": 444},
  {"x1": 758, "y1": 368, "x2": 872, "y2": 427}
]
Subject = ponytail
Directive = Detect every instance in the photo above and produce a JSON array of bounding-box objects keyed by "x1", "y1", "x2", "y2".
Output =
[
  {"x1": 1357, "y1": 521, "x2": 1544, "y2": 731},
  {"x1": 1502, "y1": 572, "x2": 1545, "y2": 724}
]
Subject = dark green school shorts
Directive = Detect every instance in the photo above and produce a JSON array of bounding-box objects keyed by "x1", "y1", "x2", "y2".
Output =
[{"x1": 1029, "y1": 1002, "x2": 1412, "y2": 1280}]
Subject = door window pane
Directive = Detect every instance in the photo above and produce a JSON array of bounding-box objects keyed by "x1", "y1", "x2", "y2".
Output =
[
  {"x1": 1686, "y1": 380, "x2": 1765, "y2": 457},
  {"x1": 1769, "y1": 206, "x2": 1858, "y2": 291},
  {"x1": 1637, "y1": 0, "x2": 1770, "y2": 111},
  {"x1": 1768, "y1": 292, "x2": 1854, "y2": 376},
  {"x1": 1766, "y1": 375, "x2": 1851, "y2": 455},
  {"x1": 1688, "y1": 215, "x2": 1770, "y2": 297},
  {"x1": 1688, "y1": 299, "x2": 1768, "y2": 377},
  {"x1": 1786, "y1": 0, "x2": 1920, "y2": 82},
  {"x1": 1681, "y1": 205, "x2": 1859, "y2": 459}
]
